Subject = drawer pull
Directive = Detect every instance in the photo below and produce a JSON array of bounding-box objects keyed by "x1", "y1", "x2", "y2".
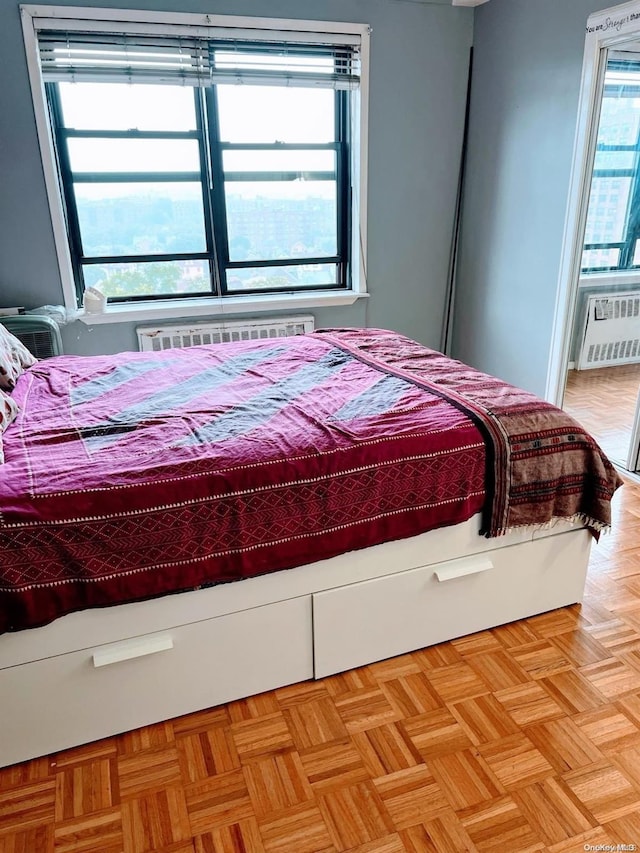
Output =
[
  {"x1": 434, "y1": 556, "x2": 493, "y2": 583},
  {"x1": 92, "y1": 634, "x2": 174, "y2": 668}
]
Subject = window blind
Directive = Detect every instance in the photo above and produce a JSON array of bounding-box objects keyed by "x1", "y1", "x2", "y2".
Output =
[{"x1": 37, "y1": 31, "x2": 361, "y2": 89}]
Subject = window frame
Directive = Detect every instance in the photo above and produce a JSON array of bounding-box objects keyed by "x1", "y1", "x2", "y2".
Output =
[
  {"x1": 47, "y1": 83, "x2": 220, "y2": 303},
  {"x1": 21, "y1": 5, "x2": 370, "y2": 321},
  {"x1": 205, "y1": 83, "x2": 350, "y2": 298}
]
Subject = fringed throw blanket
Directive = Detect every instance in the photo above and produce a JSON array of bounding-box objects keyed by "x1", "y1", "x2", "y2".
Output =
[{"x1": 317, "y1": 329, "x2": 623, "y2": 537}]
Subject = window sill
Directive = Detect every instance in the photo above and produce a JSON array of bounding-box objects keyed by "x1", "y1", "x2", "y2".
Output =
[
  {"x1": 76, "y1": 290, "x2": 368, "y2": 326},
  {"x1": 578, "y1": 271, "x2": 640, "y2": 288}
]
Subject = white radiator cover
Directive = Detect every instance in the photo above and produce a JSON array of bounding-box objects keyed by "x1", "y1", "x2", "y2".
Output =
[
  {"x1": 137, "y1": 315, "x2": 315, "y2": 352},
  {"x1": 578, "y1": 293, "x2": 640, "y2": 369}
]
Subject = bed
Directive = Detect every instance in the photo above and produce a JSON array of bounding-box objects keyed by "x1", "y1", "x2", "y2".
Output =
[{"x1": 0, "y1": 326, "x2": 621, "y2": 767}]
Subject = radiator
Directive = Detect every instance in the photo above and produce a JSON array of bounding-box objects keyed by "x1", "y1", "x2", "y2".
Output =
[
  {"x1": 578, "y1": 293, "x2": 640, "y2": 369},
  {"x1": 136, "y1": 315, "x2": 315, "y2": 352}
]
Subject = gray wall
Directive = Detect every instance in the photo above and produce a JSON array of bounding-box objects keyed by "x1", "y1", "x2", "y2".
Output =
[
  {"x1": 0, "y1": 0, "x2": 473, "y2": 356},
  {"x1": 452, "y1": 0, "x2": 611, "y2": 397}
]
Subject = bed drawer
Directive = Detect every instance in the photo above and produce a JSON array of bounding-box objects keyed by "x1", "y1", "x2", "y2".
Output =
[
  {"x1": 0, "y1": 595, "x2": 312, "y2": 767},
  {"x1": 312, "y1": 530, "x2": 591, "y2": 678}
]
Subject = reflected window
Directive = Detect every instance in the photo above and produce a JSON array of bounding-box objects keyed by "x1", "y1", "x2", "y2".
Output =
[{"x1": 582, "y1": 57, "x2": 640, "y2": 273}]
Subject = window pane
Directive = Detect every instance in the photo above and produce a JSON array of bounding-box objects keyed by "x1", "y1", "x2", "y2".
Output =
[
  {"x1": 216, "y1": 86, "x2": 334, "y2": 143},
  {"x1": 226, "y1": 263, "x2": 337, "y2": 292},
  {"x1": 58, "y1": 82, "x2": 197, "y2": 131},
  {"x1": 67, "y1": 139, "x2": 201, "y2": 173},
  {"x1": 594, "y1": 149, "x2": 637, "y2": 170},
  {"x1": 224, "y1": 181, "x2": 337, "y2": 261},
  {"x1": 83, "y1": 260, "x2": 210, "y2": 298},
  {"x1": 584, "y1": 176, "x2": 631, "y2": 244},
  {"x1": 598, "y1": 94, "x2": 640, "y2": 146},
  {"x1": 581, "y1": 248, "x2": 621, "y2": 270},
  {"x1": 213, "y1": 50, "x2": 334, "y2": 76},
  {"x1": 75, "y1": 183, "x2": 206, "y2": 256},
  {"x1": 223, "y1": 150, "x2": 335, "y2": 173}
]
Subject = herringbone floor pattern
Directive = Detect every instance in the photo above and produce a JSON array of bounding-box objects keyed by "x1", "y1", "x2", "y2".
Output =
[{"x1": 3, "y1": 484, "x2": 640, "y2": 852}]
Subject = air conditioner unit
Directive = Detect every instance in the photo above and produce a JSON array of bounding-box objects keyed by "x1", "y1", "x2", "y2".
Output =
[{"x1": 0, "y1": 315, "x2": 63, "y2": 358}]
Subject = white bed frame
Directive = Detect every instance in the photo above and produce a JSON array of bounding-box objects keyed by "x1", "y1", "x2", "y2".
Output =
[{"x1": 0, "y1": 515, "x2": 591, "y2": 768}]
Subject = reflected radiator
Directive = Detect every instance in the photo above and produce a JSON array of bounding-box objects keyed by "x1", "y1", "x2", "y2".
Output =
[
  {"x1": 137, "y1": 315, "x2": 314, "y2": 352},
  {"x1": 578, "y1": 293, "x2": 640, "y2": 369}
]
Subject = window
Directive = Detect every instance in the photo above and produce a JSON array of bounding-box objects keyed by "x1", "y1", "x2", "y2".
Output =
[
  {"x1": 582, "y1": 57, "x2": 640, "y2": 273},
  {"x1": 24, "y1": 9, "x2": 368, "y2": 313}
]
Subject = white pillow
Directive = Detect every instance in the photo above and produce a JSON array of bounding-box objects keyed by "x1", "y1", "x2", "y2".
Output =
[
  {"x1": 0, "y1": 324, "x2": 37, "y2": 391},
  {"x1": 0, "y1": 389, "x2": 18, "y2": 464}
]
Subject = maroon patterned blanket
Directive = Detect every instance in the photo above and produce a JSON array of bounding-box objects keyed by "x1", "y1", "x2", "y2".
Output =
[
  {"x1": 321, "y1": 329, "x2": 623, "y2": 537},
  {"x1": 0, "y1": 328, "x2": 621, "y2": 633}
]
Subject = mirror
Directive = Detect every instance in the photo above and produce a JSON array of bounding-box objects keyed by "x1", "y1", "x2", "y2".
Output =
[
  {"x1": 549, "y1": 3, "x2": 640, "y2": 473},
  {"x1": 563, "y1": 44, "x2": 640, "y2": 469}
]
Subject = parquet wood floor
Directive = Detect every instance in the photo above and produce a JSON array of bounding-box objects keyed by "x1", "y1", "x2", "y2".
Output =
[
  {"x1": 564, "y1": 364, "x2": 640, "y2": 466},
  {"x1": 5, "y1": 484, "x2": 640, "y2": 852}
]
